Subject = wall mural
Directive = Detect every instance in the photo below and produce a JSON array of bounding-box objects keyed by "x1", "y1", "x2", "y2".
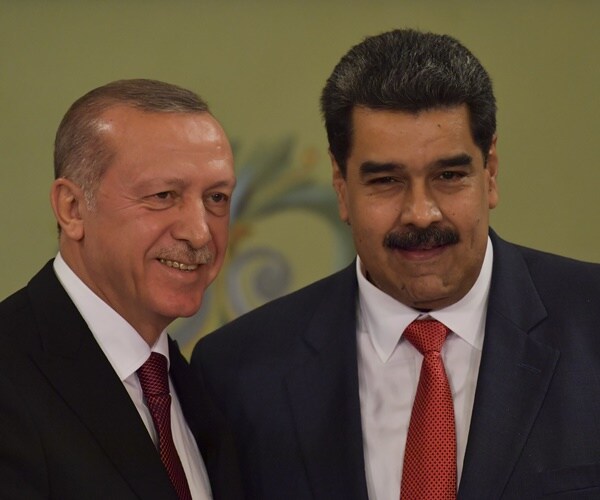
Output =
[{"x1": 172, "y1": 137, "x2": 354, "y2": 353}]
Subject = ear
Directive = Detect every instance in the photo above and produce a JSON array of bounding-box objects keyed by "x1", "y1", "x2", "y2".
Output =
[
  {"x1": 486, "y1": 135, "x2": 499, "y2": 209},
  {"x1": 330, "y1": 152, "x2": 349, "y2": 224},
  {"x1": 50, "y1": 178, "x2": 86, "y2": 241}
]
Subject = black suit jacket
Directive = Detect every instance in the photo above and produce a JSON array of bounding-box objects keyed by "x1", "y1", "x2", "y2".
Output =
[
  {"x1": 192, "y1": 231, "x2": 600, "y2": 499},
  {"x1": 0, "y1": 260, "x2": 242, "y2": 500}
]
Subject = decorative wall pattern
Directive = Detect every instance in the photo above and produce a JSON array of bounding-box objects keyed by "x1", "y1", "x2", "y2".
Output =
[{"x1": 173, "y1": 137, "x2": 354, "y2": 351}]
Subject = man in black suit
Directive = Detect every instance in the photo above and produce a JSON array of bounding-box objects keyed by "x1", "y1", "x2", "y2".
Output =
[
  {"x1": 0, "y1": 79, "x2": 241, "y2": 499},
  {"x1": 191, "y1": 30, "x2": 600, "y2": 499}
]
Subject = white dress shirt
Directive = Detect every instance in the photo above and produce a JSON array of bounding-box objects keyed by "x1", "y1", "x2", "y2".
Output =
[
  {"x1": 357, "y1": 238, "x2": 493, "y2": 500},
  {"x1": 53, "y1": 253, "x2": 212, "y2": 500}
]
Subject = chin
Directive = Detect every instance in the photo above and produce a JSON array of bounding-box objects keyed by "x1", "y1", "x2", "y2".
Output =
[
  {"x1": 155, "y1": 296, "x2": 204, "y2": 320},
  {"x1": 176, "y1": 301, "x2": 204, "y2": 318},
  {"x1": 402, "y1": 283, "x2": 451, "y2": 308},
  {"x1": 411, "y1": 298, "x2": 446, "y2": 310}
]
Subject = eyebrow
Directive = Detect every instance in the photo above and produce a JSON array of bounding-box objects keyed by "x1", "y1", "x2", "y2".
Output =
[
  {"x1": 135, "y1": 176, "x2": 236, "y2": 193},
  {"x1": 359, "y1": 153, "x2": 474, "y2": 177},
  {"x1": 435, "y1": 153, "x2": 473, "y2": 168},
  {"x1": 359, "y1": 161, "x2": 401, "y2": 176},
  {"x1": 207, "y1": 178, "x2": 237, "y2": 190},
  {"x1": 134, "y1": 177, "x2": 186, "y2": 192}
]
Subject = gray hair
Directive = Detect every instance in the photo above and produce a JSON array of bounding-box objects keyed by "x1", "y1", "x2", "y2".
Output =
[{"x1": 54, "y1": 79, "x2": 210, "y2": 206}]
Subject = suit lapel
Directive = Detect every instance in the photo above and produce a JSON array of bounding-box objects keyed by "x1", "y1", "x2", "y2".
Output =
[
  {"x1": 169, "y1": 339, "x2": 223, "y2": 472},
  {"x1": 458, "y1": 235, "x2": 559, "y2": 499},
  {"x1": 284, "y1": 264, "x2": 369, "y2": 500},
  {"x1": 169, "y1": 339, "x2": 204, "y2": 444},
  {"x1": 27, "y1": 262, "x2": 178, "y2": 500},
  {"x1": 171, "y1": 341, "x2": 244, "y2": 500}
]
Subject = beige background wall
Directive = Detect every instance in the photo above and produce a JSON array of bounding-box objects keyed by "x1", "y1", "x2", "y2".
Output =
[{"x1": 1, "y1": 1, "x2": 598, "y2": 345}]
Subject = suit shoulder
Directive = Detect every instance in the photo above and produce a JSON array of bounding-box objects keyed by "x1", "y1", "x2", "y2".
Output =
[
  {"x1": 196, "y1": 265, "x2": 356, "y2": 352},
  {"x1": 0, "y1": 261, "x2": 57, "y2": 338},
  {"x1": 517, "y1": 245, "x2": 600, "y2": 285},
  {"x1": 0, "y1": 284, "x2": 28, "y2": 313},
  {"x1": 492, "y1": 232, "x2": 599, "y2": 284},
  {"x1": 504, "y1": 243, "x2": 600, "y2": 316},
  {"x1": 0, "y1": 286, "x2": 34, "y2": 342},
  {"x1": 224, "y1": 265, "x2": 351, "y2": 325}
]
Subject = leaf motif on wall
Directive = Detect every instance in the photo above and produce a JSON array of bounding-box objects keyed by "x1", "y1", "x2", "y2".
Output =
[{"x1": 172, "y1": 137, "x2": 353, "y2": 352}]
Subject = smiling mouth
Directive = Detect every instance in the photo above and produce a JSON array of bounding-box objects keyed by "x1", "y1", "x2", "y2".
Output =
[{"x1": 158, "y1": 259, "x2": 199, "y2": 271}]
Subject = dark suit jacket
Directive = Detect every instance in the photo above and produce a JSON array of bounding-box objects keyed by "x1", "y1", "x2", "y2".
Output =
[
  {"x1": 192, "y1": 231, "x2": 600, "y2": 499},
  {"x1": 0, "y1": 260, "x2": 242, "y2": 500}
]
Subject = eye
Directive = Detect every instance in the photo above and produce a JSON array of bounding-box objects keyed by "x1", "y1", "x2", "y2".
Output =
[
  {"x1": 208, "y1": 192, "x2": 229, "y2": 203},
  {"x1": 205, "y1": 191, "x2": 231, "y2": 216},
  {"x1": 368, "y1": 176, "x2": 397, "y2": 185},
  {"x1": 438, "y1": 171, "x2": 466, "y2": 181},
  {"x1": 153, "y1": 191, "x2": 173, "y2": 200},
  {"x1": 142, "y1": 190, "x2": 178, "y2": 210}
]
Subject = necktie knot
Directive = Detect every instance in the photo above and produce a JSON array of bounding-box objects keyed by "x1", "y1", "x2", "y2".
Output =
[
  {"x1": 403, "y1": 319, "x2": 449, "y2": 355},
  {"x1": 137, "y1": 352, "x2": 169, "y2": 397}
]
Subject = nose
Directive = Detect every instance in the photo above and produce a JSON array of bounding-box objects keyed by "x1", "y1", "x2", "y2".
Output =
[
  {"x1": 399, "y1": 183, "x2": 442, "y2": 228},
  {"x1": 172, "y1": 199, "x2": 212, "y2": 249}
]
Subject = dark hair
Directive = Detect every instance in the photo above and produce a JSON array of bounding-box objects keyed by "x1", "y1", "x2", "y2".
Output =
[
  {"x1": 320, "y1": 29, "x2": 496, "y2": 175},
  {"x1": 54, "y1": 78, "x2": 210, "y2": 205}
]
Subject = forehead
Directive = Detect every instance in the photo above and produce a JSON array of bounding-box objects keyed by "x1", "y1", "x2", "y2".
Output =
[
  {"x1": 351, "y1": 104, "x2": 472, "y2": 136},
  {"x1": 101, "y1": 105, "x2": 231, "y2": 160},
  {"x1": 95, "y1": 106, "x2": 234, "y2": 184},
  {"x1": 99, "y1": 105, "x2": 228, "y2": 146},
  {"x1": 348, "y1": 104, "x2": 478, "y2": 162}
]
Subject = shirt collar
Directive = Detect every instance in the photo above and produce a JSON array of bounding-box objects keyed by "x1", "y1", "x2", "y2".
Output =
[
  {"x1": 356, "y1": 236, "x2": 493, "y2": 362},
  {"x1": 53, "y1": 252, "x2": 170, "y2": 381}
]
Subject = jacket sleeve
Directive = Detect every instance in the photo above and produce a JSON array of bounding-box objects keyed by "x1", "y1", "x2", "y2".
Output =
[{"x1": 0, "y1": 371, "x2": 48, "y2": 499}]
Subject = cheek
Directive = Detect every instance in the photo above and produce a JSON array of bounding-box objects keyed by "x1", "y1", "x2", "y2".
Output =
[
  {"x1": 210, "y1": 219, "x2": 230, "y2": 252},
  {"x1": 206, "y1": 225, "x2": 229, "y2": 282},
  {"x1": 363, "y1": 203, "x2": 400, "y2": 232},
  {"x1": 351, "y1": 214, "x2": 385, "y2": 250},
  {"x1": 444, "y1": 192, "x2": 487, "y2": 224},
  {"x1": 133, "y1": 214, "x2": 177, "y2": 246},
  {"x1": 344, "y1": 191, "x2": 402, "y2": 244}
]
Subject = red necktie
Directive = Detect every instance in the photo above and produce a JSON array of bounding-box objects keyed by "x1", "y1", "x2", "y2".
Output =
[
  {"x1": 400, "y1": 319, "x2": 456, "y2": 500},
  {"x1": 137, "y1": 352, "x2": 192, "y2": 500}
]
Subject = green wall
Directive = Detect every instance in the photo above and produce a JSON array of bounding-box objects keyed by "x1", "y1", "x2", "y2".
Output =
[{"x1": 2, "y1": 0, "x2": 599, "y2": 311}]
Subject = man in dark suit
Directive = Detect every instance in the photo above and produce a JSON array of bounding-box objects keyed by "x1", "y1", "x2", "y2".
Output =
[
  {"x1": 0, "y1": 79, "x2": 241, "y2": 499},
  {"x1": 191, "y1": 30, "x2": 600, "y2": 499}
]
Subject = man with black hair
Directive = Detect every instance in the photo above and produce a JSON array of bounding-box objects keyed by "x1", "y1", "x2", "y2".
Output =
[{"x1": 192, "y1": 30, "x2": 600, "y2": 499}]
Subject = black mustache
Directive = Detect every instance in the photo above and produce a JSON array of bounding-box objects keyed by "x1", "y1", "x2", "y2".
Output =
[{"x1": 384, "y1": 226, "x2": 459, "y2": 250}]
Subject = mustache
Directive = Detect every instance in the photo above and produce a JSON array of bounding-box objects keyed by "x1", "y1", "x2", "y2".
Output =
[
  {"x1": 384, "y1": 226, "x2": 459, "y2": 250},
  {"x1": 156, "y1": 245, "x2": 214, "y2": 265}
]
